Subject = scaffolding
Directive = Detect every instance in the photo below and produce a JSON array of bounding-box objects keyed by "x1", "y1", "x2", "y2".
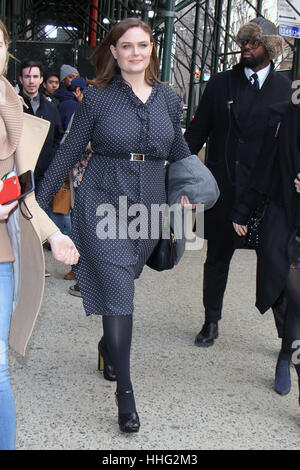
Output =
[{"x1": 0, "y1": 0, "x2": 298, "y2": 124}]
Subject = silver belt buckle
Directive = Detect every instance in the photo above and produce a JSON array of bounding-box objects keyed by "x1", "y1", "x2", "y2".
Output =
[{"x1": 130, "y1": 153, "x2": 145, "y2": 161}]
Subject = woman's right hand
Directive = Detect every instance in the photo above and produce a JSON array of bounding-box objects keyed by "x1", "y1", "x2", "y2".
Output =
[
  {"x1": 0, "y1": 181, "x2": 18, "y2": 220},
  {"x1": 233, "y1": 222, "x2": 248, "y2": 236}
]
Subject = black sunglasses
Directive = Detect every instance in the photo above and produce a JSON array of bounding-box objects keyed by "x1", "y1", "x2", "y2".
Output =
[{"x1": 238, "y1": 39, "x2": 261, "y2": 49}]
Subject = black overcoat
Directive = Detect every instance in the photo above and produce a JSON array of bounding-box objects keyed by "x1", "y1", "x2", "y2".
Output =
[
  {"x1": 19, "y1": 91, "x2": 64, "y2": 183},
  {"x1": 184, "y1": 62, "x2": 291, "y2": 242},
  {"x1": 232, "y1": 103, "x2": 300, "y2": 313}
]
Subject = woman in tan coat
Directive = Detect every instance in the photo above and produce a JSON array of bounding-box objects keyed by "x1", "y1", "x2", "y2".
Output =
[{"x1": 0, "y1": 20, "x2": 80, "y2": 450}]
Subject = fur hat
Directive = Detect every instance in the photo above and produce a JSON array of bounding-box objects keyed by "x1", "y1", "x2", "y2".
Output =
[{"x1": 236, "y1": 17, "x2": 284, "y2": 60}]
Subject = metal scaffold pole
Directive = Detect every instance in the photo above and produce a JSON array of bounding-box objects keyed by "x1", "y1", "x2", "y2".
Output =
[
  {"x1": 0, "y1": 0, "x2": 6, "y2": 19},
  {"x1": 211, "y1": 0, "x2": 224, "y2": 75},
  {"x1": 186, "y1": 0, "x2": 201, "y2": 124},
  {"x1": 223, "y1": 0, "x2": 232, "y2": 71},
  {"x1": 199, "y1": 0, "x2": 210, "y2": 102},
  {"x1": 160, "y1": 0, "x2": 176, "y2": 82},
  {"x1": 256, "y1": 0, "x2": 263, "y2": 15}
]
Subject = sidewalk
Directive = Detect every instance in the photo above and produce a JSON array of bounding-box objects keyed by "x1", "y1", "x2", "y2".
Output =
[{"x1": 10, "y1": 245, "x2": 300, "y2": 450}]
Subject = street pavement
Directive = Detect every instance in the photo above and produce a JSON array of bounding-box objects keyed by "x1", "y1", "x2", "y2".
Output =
[{"x1": 10, "y1": 244, "x2": 300, "y2": 450}]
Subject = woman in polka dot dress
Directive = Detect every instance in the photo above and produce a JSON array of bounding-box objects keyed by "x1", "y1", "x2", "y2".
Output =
[{"x1": 36, "y1": 18, "x2": 192, "y2": 433}]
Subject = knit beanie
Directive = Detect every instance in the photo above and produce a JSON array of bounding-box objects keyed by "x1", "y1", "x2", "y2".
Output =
[
  {"x1": 60, "y1": 64, "x2": 79, "y2": 82},
  {"x1": 237, "y1": 17, "x2": 284, "y2": 60}
]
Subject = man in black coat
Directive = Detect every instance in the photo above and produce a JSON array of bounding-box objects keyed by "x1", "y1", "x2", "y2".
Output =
[
  {"x1": 18, "y1": 60, "x2": 71, "y2": 272},
  {"x1": 184, "y1": 18, "x2": 291, "y2": 347},
  {"x1": 18, "y1": 60, "x2": 64, "y2": 188}
]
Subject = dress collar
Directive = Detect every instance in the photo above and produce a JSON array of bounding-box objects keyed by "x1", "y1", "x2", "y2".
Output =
[{"x1": 112, "y1": 74, "x2": 158, "y2": 106}]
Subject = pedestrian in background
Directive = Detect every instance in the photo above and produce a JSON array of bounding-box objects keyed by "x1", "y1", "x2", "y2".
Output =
[
  {"x1": 42, "y1": 70, "x2": 60, "y2": 105},
  {"x1": 184, "y1": 18, "x2": 290, "y2": 348},
  {"x1": 232, "y1": 95, "x2": 300, "y2": 406}
]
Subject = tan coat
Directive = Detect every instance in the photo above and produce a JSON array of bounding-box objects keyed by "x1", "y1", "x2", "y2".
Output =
[{"x1": 0, "y1": 77, "x2": 58, "y2": 356}]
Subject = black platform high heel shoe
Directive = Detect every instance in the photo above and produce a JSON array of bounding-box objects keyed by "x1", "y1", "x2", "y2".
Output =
[
  {"x1": 97, "y1": 338, "x2": 117, "y2": 382},
  {"x1": 115, "y1": 390, "x2": 140, "y2": 433}
]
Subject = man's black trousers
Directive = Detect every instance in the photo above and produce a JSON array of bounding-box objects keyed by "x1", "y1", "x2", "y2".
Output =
[{"x1": 203, "y1": 236, "x2": 285, "y2": 337}]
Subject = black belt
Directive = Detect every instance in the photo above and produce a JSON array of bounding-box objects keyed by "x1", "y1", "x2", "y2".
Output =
[{"x1": 97, "y1": 152, "x2": 161, "y2": 162}]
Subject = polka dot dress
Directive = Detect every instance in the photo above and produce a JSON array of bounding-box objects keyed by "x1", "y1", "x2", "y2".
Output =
[{"x1": 36, "y1": 76, "x2": 191, "y2": 316}]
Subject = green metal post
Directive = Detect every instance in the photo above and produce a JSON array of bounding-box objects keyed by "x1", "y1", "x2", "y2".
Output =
[
  {"x1": 186, "y1": 0, "x2": 201, "y2": 124},
  {"x1": 199, "y1": 0, "x2": 210, "y2": 101},
  {"x1": 256, "y1": 0, "x2": 263, "y2": 15},
  {"x1": 211, "y1": 0, "x2": 224, "y2": 75},
  {"x1": 160, "y1": 0, "x2": 176, "y2": 83},
  {"x1": 175, "y1": 0, "x2": 197, "y2": 12},
  {"x1": 0, "y1": 0, "x2": 6, "y2": 19},
  {"x1": 223, "y1": 0, "x2": 232, "y2": 71}
]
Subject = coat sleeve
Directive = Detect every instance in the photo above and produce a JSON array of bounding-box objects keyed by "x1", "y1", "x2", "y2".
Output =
[
  {"x1": 15, "y1": 112, "x2": 60, "y2": 242},
  {"x1": 23, "y1": 192, "x2": 58, "y2": 242},
  {"x1": 184, "y1": 76, "x2": 216, "y2": 155},
  {"x1": 36, "y1": 88, "x2": 96, "y2": 212}
]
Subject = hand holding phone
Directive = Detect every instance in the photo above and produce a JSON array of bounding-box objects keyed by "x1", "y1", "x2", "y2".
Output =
[
  {"x1": 0, "y1": 182, "x2": 18, "y2": 219},
  {"x1": 0, "y1": 174, "x2": 21, "y2": 204},
  {"x1": 0, "y1": 170, "x2": 35, "y2": 205}
]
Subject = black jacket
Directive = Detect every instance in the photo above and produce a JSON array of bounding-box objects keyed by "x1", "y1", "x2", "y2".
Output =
[
  {"x1": 53, "y1": 87, "x2": 79, "y2": 131},
  {"x1": 184, "y1": 62, "x2": 291, "y2": 242},
  {"x1": 19, "y1": 90, "x2": 64, "y2": 185},
  {"x1": 232, "y1": 103, "x2": 300, "y2": 313}
]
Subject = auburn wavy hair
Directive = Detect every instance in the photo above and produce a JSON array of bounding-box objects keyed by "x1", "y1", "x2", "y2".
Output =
[{"x1": 89, "y1": 17, "x2": 162, "y2": 88}]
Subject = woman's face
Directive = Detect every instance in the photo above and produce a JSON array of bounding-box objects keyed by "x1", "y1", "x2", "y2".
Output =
[
  {"x1": 0, "y1": 30, "x2": 7, "y2": 76},
  {"x1": 110, "y1": 26, "x2": 153, "y2": 77}
]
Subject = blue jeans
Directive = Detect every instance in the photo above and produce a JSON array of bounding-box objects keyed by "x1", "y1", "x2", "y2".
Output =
[
  {"x1": 0, "y1": 262, "x2": 15, "y2": 450},
  {"x1": 47, "y1": 207, "x2": 71, "y2": 236}
]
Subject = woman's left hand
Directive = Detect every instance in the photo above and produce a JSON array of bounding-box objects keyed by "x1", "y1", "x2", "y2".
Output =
[
  {"x1": 49, "y1": 234, "x2": 80, "y2": 266},
  {"x1": 295, "y1": 173, "x2": 300, "y2": 194},
  {"x1": 180, "y1": 195, "x2": 197, "y2": 209}
]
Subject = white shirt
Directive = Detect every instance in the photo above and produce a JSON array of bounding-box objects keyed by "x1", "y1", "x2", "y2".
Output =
[{"x1": 244, "y1": 63, "x2": 271, "y2": 89}]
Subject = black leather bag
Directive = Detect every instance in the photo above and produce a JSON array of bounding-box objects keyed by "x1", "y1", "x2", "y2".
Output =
[
  {"x1": 146, "y1": 163, "x2": 178, "y2": 272},
  {"x1": 146, "y1": 229, "x2": 177, "y2": 272}
]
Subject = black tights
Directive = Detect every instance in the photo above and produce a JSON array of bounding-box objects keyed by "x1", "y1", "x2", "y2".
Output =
[
  {"x1": 279, "y1": 267, "x2": 300, "y2": 380},
  {"x1": 102, "y1": 315, "x2": 135, "y2": 413}
]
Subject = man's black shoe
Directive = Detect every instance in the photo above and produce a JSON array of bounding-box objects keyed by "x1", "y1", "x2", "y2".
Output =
[{"x1": 194, "y1": 322, "x2": 218, "y2": 347}]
